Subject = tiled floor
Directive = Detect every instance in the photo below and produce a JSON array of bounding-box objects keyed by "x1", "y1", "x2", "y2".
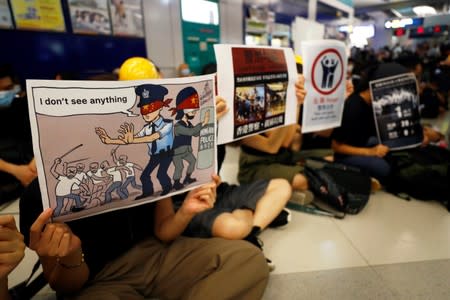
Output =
[{"x1": 3, "y1": 144, "x2": 450, "y2": 299}]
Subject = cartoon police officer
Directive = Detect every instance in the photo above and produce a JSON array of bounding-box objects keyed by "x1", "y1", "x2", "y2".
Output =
[{"x1": 95, "y1": 84, "x2": 174, "y2": 200}]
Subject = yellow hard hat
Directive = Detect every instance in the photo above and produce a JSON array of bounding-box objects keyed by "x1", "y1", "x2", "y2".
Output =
[
  {"x1": 295, "y1": 55, "x2": 303, "y2": 65},
  {"x1": 118, "y1": 57, "x2": 159, "y2": 81}
]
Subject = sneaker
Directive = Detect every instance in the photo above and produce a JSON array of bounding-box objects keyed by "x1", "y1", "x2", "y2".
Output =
[
  {"x1": 289, "y1": 190, "x2": 314, "y2": 205},
  {"x1": 268, "y1": 208, "x2": 291, "y2": 228},
  {"x1": 244, "y1": 227, "x2": 275, "y2": 272},
  {"x1": 266, "y1": 257, "x2": 276, "y2": 272},
  {"x1": 244, "y1": 226, "x2": 262, "y2": 249}
]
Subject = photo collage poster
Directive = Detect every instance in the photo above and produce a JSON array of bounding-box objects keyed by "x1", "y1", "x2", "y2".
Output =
[
  {"x1": 214, "y1": 44, "x2": 298, "y2": 145},
  {"x1": 300, "y1": 39, "x2": 347, "y2": 133},
  {"x1": 370, "y1": 73, "x2": 423, "y2": 150},
  {"x1": 26, "y1": 75, "x2": 216, "y2": 222},
  {"x1": 68, "y1": 0, "x2": 112, "y2": 35}
]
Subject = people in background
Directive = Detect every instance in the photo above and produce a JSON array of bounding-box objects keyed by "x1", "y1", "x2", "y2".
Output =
[
  {"x1": 331, "y1": 63, "x2": 412, "y2": 185},
  {"x1": 177, "y1": 63, "x2": 193, "y2": 77},
  {"x1": 237, "y1": 74, "x2": 311, "y2": 204},
  {"x1": 0, "y1": 64, "x2": 36, "y2": 203}
]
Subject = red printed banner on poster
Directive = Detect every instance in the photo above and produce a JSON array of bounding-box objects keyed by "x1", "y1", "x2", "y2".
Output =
[{"x1": 232, "y1": 47, "x2": 287, "y2": 75}]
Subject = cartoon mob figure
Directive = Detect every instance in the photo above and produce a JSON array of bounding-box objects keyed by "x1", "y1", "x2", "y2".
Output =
[
  {"x1": 95, "y1": 84, "x2": 174, "y2": 200},
  {"x1": 170, "y1": 87, "x2": 210, "y2": 190}
]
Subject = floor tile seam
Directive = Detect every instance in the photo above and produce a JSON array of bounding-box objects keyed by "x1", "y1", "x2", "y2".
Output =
[{"x1": 331, "y1": 218, "x2": 372, "y2": 267}]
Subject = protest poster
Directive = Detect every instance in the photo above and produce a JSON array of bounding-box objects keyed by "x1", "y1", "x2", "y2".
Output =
[
  {"x1": 214, "y1": 44, "x2": 298, "y2": 145},
  {"x1": 300, "y1": 40, "x2": 347, "y2": 133},
  {"x1": 370, "y1": 73, "x2": 423, "y2": 150},
  {"x1": 68, "y1": 0, "x2": 112, "y2": 35},
  {"x1": 26, "y1": 75, "x2": 216, "y2": 222}
]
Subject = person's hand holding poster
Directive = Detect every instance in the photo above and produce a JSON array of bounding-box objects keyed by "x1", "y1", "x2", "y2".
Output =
[
  {"x1": 300, "y1": 40, "x2": 347, "y2": 133},
  {"x1": 26, "y1": 76, "x2": 216, "y2": 222},
  {"x1": 370, "y1": 73, "x2": 423, "y2": 150},
  {"x1": 214, "y1": 44, "x2": 298, "y2": 145}
]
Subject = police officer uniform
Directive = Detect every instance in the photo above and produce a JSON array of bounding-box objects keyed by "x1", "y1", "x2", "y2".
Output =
[{"x1": 134, "y1": 84, "x2": 174, "y2": 199}]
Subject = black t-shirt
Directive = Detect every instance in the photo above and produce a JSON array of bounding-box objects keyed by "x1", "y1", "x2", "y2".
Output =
[
  {"x1": 20, "y1": 179, "x2": 155, "y2": 279},
  {"x1": 0, "y1": 95, "x2": 33, "y2": 161},
  {"x1": 331, "y1": 93, "x2": 377, "y2": 159}
]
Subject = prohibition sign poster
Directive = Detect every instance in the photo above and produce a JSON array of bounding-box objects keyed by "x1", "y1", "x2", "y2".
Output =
[{"x1": 301, "y1": 40, "x2": 347, "y2": 133}]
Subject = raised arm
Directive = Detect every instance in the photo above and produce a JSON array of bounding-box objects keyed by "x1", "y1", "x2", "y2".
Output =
[
  {"x1": 29, "y1": 208, "x2": 89, "y2": 294},
  {"x1": 154, "y1": 177, "x2": 218, "y2": 243}
]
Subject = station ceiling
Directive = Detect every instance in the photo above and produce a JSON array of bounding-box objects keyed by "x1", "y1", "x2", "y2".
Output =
[{"x1": 244, "y1": 0, "x2": 449, "y2": 21}]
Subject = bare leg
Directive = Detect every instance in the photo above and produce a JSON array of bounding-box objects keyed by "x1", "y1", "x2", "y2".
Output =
[
  {"x1": 292, "y1": 173, "x2": 308, "y2": 191},
  {"x1": 212, "y1": 209, "x2": 254, "y2": 239},
  {"x1": 253, "y1": 178, "x2": 291, "y2": 230}
]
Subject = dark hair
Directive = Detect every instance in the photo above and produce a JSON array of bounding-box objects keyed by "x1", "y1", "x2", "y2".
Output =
[
  {"x1": 87, "y1": 72, "x2": 118, "y2": 81},
  {"x1": 395, "y1": 54, "x2": 422, "y2": 71},
  {"x1": 55, "y1": 71, "x2": 80, "y2": 80},
  {"x1": 354, "y1": 64, "x2": 378, "y2": 93},
  {"x1": 201, "y1": 63, "x2": 217, "y2": 75},
  {"x1": 0, "y1": 64, "x2": 15, "y2": 80}
]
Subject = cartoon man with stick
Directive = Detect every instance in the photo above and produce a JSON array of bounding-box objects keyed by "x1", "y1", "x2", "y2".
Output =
[{"x1": 95, "y1": 84, "x2": 174, "y2": 199}]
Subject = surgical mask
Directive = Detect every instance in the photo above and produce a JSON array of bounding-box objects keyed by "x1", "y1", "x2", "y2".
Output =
[
  {"x1": 181, "y1": 68, "x2": 191, "y2": 76},
  {"x1": 0, "y1": 85, "x2": 20, "y2": 108}
]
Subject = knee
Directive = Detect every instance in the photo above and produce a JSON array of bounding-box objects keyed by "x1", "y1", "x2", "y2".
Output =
[
  {"x1": 292, "y1": 173, "x2": 308, "y2": 191},
  {"x1": 212, "y1": 218, "x2": 252, "y2": 240},
  {"x1": 267, "y1": 179, "x2": 292, "y2": 202}
]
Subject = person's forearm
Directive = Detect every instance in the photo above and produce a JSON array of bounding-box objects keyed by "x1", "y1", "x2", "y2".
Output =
[
  {"x1": 242, "y1": 126, "x2": 291, "y2": 154},
  {"x1": 0, "y1": 159, "x2": 16, "y2": 175},
  {"x1": 332, "y1": 140, "x2": 372, "y2": 156},
  {"x1": 155, "y1": 209, "x2": 194, "y2": 243},
  {"x1": 0, "y1": 277, "x2": 11, "y2": 300},
  {"x1": 40, "y1": 250, "x2": 89, "y2": 294}
]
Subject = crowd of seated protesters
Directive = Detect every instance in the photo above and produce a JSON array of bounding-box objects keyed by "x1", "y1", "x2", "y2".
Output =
[{"x1": 2, "y1": 40, "x2": 450, "y2": 298}]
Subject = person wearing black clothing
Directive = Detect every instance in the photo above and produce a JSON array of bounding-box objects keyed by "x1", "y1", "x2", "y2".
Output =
[
  {"x1": 331, "y1": 91, "x2": 391, "y2": 182},
  {"x1": 0, "y1": 64, "x2": 36, "y2": 203},
  {"x1": 20, "y1": 178, "x2": 269, "y2": 299}
]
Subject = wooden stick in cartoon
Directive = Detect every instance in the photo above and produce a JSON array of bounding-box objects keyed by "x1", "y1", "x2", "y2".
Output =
[
  {"x1": 169, "y1": 87, "x2": 210, "y2": 190},
  {"x1": 95, "y1": 84, "x2": 174, "y2": 200}
]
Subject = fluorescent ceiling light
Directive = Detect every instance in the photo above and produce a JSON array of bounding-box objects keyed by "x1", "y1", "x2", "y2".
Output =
[
  {"x1": 390, "y1": 9, "x2": 403, "y2": 18},
  {"x1": 412, "y1": 6, "x2": 437, "y2": 16}
]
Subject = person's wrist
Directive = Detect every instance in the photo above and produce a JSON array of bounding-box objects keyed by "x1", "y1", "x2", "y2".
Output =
[{"x1": 57, "y1": 249, "x2": 84, "y2": 269}]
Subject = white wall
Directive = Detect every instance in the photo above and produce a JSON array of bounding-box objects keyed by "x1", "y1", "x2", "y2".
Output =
[
  {"x1": 143, "y1": 0, "x2": 183, "y2": 78},
  {"x1": 143, "y1": 0, "x2": 244, "y2": 77},
  {"x1": 219, "y1": 0, "x2": 244, "y2": 44}
]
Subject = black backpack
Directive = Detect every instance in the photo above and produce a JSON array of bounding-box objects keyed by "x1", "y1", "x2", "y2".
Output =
[
  {"x1": 304, "y1": 158, "x2": 372, "y2": 214},
  {"x1": 386, "y1": 145, "x2": 450, "y2": 211}
]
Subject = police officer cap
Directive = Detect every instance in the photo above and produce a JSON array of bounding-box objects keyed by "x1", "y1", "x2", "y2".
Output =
[{"x1": 135, "y1": 84, "x2": 168, "y2": 107}]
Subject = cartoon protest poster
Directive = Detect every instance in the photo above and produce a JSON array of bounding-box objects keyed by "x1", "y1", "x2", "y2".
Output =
[
  {"x1": 26, "y1": 75, "x2": 216, "y2": 222},
  {"x1": 370, "y1": 73, "x2": 423, "y2": 150},
  {"x1": 300, "y1": 40, "x2": 347, "y2": 133},
  {"x1": 214, "y1": 44, "x2": 298, "y2": 145}
]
